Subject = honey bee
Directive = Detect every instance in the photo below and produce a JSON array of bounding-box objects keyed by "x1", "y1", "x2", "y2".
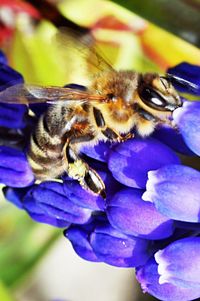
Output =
[{"x1": 0, "y1": 31, "x2": 182, "y2": 198}]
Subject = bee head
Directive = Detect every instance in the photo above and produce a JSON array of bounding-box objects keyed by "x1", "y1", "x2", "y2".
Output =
[{"x1": 138, "y1": 74, "x2": 182, "y2": 112}]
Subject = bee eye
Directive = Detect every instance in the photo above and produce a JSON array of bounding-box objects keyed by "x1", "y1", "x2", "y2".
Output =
[{"x1": 139, "y1": 86, "x2": 168, "y2": 111}]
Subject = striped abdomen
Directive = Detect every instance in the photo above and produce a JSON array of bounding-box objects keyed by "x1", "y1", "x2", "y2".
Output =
[{"x1": 27, "y1": 108, "x2": 68, "y2": 180}]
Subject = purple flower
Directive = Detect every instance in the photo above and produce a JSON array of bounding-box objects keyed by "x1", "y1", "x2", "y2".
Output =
[
  {"x1": 66, "y1": 223, "x2": 101, "y2": 262},
  {"x1": 1, "y1": 52, "x2": 200, "y2": 300},
  {"x1": 0, "y1": 146, "x2": 34, "y2": 187},
  {"x1": 0, "y1": 54, "x2": 28, "y2": 129},
  {"x1": 143, "y1": 164, "x2": 200, "y2": 222},
  {"x1": 108, "y1": 138, "x2": 180, "y2": 189},
  {"x1": 168, "y1": 63, "x2": 200, "y2": 95},
  {"x1": 0, "y1": 58, "x2": 24, "y2": 91},
  {"x1": 173, "y1": 101, "x2": 200, "y2": 156},
  {"x1": 66, "y1": 217, "x2": 151, "y2": 267},
  {"x1": 136, "y1": 256, "x2": 200, "y2": 301},
  {"x1": 153, "y1": 126, "x2": 195, "y2": 155},
  {"x1": 4, "y1": 180, "x2": 103, "y2": 227},
  {"x1": 154, "y1": 237, "x2": 200, "y2": 288},
  {"x1": 106, "y1": 188, "x2": 174, "y2": 240}
]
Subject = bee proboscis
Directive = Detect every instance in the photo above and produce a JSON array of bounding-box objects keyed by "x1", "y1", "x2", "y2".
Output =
[{"x1": 0, "y1": 31, "x2": 182, "y2": 198}]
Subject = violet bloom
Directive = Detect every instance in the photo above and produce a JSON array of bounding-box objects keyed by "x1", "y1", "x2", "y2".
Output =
[
  {"x1": 65, "y1": 217, "x2": 151, "y2": 267},
  {"x1": 1, "y1": 54, "x2": 200, "y2": 301},
  {"x1": 143, "y1": 164, "x2": 200, "y2": 222}
]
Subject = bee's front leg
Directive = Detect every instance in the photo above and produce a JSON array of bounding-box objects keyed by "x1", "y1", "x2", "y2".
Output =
[
  {"x1": 93, "y1": 107, "x2": 134, "y2": 142},
  {"x1": 63, "y1": 139, "x2": 106, "y2": 199},
  {"x1": 102, "y1": 127, "x2": 134, "y2": 142},
  {"x1": 121, "y1": 132, "x2": 135, "y2": 141}
]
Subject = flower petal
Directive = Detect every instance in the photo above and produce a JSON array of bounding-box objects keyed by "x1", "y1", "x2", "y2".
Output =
[
  {"x1": 0, "y1": 56, "x2": 27, "y2": 128},
  {"x1": 107, "y1": 188, "x2": 174, "y2": 239},
  {"x1": 136, "y1": 258, "x2": 200, "y2": 301},
  {"x1": 0, "y1": 103, "x2": 28, "y2": 128},
  {"x1": 173, "y1": 101, "x2": 200, "y2": 156},
  {"x1": 168, "y1": 63, "x2": 200, "y2": 95},
  {"x1": 0, "y1": 50, "x2": 8, "y2": 65},
  {"x1": 143, "y1": 164, "x2": 200, "y2": 222},
  {"x1": 108, "y1": 138, "x2": 180, "y2": 189},
  {"x1": 65, "y1": 225, "x2": 101, "y2": 262},
  {"x1": 3, "y1": 184, "x2": 70, "y2": 228},
  {"x1": 155, "y1": 237, "x2": 200, "y2": 288},
  {"x1": 63, "y1": 179, "x2": 105, "y2": 211},
  {"x1": 28, "y1": 212, "x2": 70, "y2": 228},
  {"x1": 155, "y1": 237, "x2": 200, "y2": 289},
  {"x1": 3, "y1": 186, "x2": 29, "y2": 209},
  {"x1": 0, "y1": 61, "x2": 23, "y2": 91},
  {"x1": 23, "y1": 181, "x2": 93, "y2": 226},
  {"x1": 80, "y1": 141, "x2": 111, "y2": 162},
  {"x1": 153, "y1": 126, "x2": 194, "y2": 155},
  {"x1": 90, "y1": 222, "x2": 150, "y2": 267},
  {"x1": 0, "y1": 146, "x2": 34, "y2": 187}
]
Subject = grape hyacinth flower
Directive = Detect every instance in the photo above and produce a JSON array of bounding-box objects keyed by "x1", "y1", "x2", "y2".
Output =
[{"x1": 1, "y1": 53, "x2": 200, "y2": 301}]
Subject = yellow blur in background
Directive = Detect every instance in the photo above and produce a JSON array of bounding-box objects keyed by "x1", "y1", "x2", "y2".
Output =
[{"x1": 0, "y1": 1, "x2": 200, "y2": 301}]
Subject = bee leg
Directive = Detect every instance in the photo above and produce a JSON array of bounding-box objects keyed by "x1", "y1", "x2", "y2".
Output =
[
  {"x1": 122, "y1": 132, "x2": 135, "y2": 141},
  {"x1": 93, "y1": 107, "x2": 134, "y2": 142},
  {"x1": 136, "y1": 106, "x2": 178, "y2": 130},
  {"x1": 102, "y1": 127, "x2": 134, "y2": 142},
  {"x1": 63, "y1": 142, "x2": 106, "y2": 199},
  {"x1": 82, "y1": 168, "x2": 106, "y2": 199}
]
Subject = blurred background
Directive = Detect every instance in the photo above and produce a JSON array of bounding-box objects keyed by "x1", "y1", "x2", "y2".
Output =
[{"x1": 0, "y1": 1, "x2": 200, "y2": 300}]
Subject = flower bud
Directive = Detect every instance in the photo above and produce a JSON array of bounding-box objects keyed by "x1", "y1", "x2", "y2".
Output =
[
  {"x1": 173, "y1": 101, "x2": 200, "y2": 156},
  {"x1": 0, "y1": 146, "x2": 34, "y2": 187},
  {"x1": 107, "y1": 188, "x2": 174, "y2": 239},
  {"x1": 108, "y1": 138, "x2": 180, "y2": 189},
  {"x1": 143, "y1": 164, "x2": 200, "y2": 222}
]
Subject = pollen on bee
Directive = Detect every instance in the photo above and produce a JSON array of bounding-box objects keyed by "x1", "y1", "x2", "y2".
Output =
[{"x1": 68, "y1": 160, "x2": 87, "y2": 179}]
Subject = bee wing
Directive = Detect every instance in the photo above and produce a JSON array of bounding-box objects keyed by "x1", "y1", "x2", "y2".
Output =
[
  {"x1": 0, "y1": 83, "x2": 107, "y2": 105},
  {"x1": 55, "y1": 27, "x2": 114, "y2": 76}
]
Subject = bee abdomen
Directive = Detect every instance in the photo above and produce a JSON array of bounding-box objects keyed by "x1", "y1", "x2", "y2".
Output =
[{"x1": 27, "y1": 115, "x2": 65, "y2": 180}]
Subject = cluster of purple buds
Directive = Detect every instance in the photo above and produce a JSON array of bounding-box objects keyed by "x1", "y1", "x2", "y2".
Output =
[{"x1": 1, "y1": 50, "x2": 200, "y2": 300}]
